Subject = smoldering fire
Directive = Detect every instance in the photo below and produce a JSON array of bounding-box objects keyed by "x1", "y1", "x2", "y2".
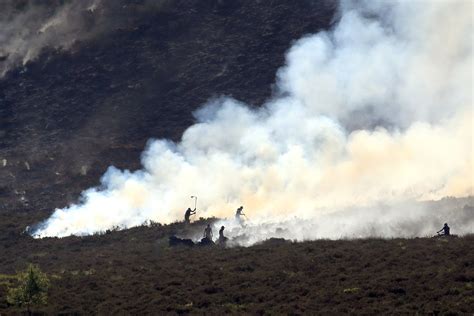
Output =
[{"x1": 28, "y1": 0, "x2": 472, "y2": 242}]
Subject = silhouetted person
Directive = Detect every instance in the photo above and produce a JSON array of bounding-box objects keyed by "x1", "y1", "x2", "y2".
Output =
[
  {"x1": 218, "y1": 226, "x2": 227, "y2": 244},
  {"x1": 203, "y1": 224, "x2": 213, "y2": 241},
  {"x1": 184, "y1": 207, "x2": 196, "y2": 223},
  {"x1": 437, "y1": 223, "x2": 450, "y2": 236},
  {"x1": 235, "y1": 206, "x2": 245, "y2": 224}
]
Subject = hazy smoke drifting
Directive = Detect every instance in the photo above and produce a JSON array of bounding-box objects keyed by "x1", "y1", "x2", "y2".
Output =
[
  {"x1": 0, "y1": 0, "x2": 101, "y2": 76},
  {"x1": 33, "y1": 0, "x2": 473, "y2": 240},
  {"x1": 209, "y1": 198, "x2": 474, "y2": 247},
  {"x1": 0, "y1": 0, "x2": 169, "y2": 76}
]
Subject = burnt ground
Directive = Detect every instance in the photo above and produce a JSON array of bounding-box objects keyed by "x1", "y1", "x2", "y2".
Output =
[
  {"x1": 0, "y1": 219, "x2": 473, "y2": 315},
  {"x1": 0, "y1": 0, "x2": 473, "y2": 314}
]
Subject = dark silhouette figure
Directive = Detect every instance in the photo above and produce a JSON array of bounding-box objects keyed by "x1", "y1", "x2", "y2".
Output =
[
  {"x1": 199, "y1": 224, "x2": 215, "y2": 246},
  {"x1": 184, "y1": 207, "x2": 196, "y2": 223},
  {"x1": 437, "y1": 223, "x2": 450, "y2": 236},
  {"x1": 235, "y1": 206, "x2": 245, "y2": 224},
  {"x1": 203, "y1": 224, "x2": 213, "y2": 241},
  {"x1": 218, "y1": 226, "x2": 228, "y2": 245}
]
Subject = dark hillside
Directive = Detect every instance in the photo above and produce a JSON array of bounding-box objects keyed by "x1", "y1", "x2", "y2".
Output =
[
  {"x1": 0, "y1": 0, "x2": 336, "y2": 220},
  {"x1": 0, "y1": 220, "x2": 473, "y2": 314}
]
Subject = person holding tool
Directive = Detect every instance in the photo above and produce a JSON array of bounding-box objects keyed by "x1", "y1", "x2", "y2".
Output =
[
  {"x1": 235, "y1": 206, "x2": 246, "y2": 225},
  {"x1": 184, "y1": 196, "x2": 198, "y2": 223},
  {"x1": 184, "y1": 208, "x2": 196, "y2": 223}
]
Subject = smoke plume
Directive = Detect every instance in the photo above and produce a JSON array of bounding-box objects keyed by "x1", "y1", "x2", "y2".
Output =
[
  {"x1": 32, "y1": 0, "x2": 473, "y2": 240},
  {"x1": 0, "y1": 0, "x2": 169, "y2": 76}
]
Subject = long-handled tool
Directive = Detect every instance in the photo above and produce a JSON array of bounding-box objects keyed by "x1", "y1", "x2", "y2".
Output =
[{"x1": 190, "y1": 195, "x2": 198, "y2": 210}]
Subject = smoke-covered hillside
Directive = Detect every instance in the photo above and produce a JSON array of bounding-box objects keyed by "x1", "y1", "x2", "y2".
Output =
[
  {"x1": 1, "y1": 0, "x2": 472, "y2": 240},
  {"x1": 0, "y1": 1, "x2": 473, "y2": 314},
  {"x1": 0, "y1": 0, "x2": 336, "y2": 219}
]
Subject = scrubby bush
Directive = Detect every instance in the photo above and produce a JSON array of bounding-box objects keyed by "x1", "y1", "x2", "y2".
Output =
[{"x1": 7, "y1": 264, "x2": 50, "y2": 315}]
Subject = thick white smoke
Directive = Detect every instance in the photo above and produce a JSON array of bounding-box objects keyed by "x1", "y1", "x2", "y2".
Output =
[{"x1": 33, "y1": 0, "x2": 473, "y2": 240}]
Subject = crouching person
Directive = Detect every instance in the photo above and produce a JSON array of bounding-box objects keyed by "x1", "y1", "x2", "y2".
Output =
[{"x1": 437, "y1": 223, "x2": 450, "y2": 236}]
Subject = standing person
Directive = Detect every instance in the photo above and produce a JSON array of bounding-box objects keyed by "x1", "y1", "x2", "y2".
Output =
[
  {"x1": 203, "y1": 224, "x2": 213, "y2": 241},
  {"x1": 437, "y1": 223, "x2": 450, "y2": 236},
  {"x1": 184, "y1": 207, "x2": 196, "y2": 223},
  {"x1": 235, "y1": 206, "x2": 245, "y2": 224},
  {"x1": 218, "y1": 226, "x2": 228, "y2": 244}
]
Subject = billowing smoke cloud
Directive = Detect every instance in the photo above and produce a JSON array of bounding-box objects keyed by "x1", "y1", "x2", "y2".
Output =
[
  {"x1": 210, "y1": 198, "x2": 474, "y2": 247},
  {"x1": 0, "y1": 0, "x2": 169, "y2": 76},
  {"x1": 32, "y1": 0, "x2": 473, "y2": 240}
]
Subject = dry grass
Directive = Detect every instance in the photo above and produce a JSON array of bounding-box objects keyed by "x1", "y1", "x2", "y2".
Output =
[{"x1": 0, "y1": 219, "x2": 472, "y2": 314}]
